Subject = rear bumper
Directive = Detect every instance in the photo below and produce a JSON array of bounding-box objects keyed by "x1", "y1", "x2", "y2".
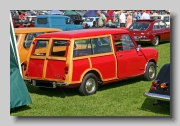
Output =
[
  {"x1": 31, "y1": 80, "x2": 69, "y2": 88},
  {"x1": 144, "y1": 92, "x2": 170, "y2": 101}
]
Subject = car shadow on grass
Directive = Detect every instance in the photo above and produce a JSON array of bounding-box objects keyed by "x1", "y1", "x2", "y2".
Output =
[
  {"x1": 98, "y1": 76, "x2": 144, "y2": 91},
  {"x1": 26, "y1": 83, "x2": 79, "y2": 98},
  {"x1": 26, "y1": 76, "x2": 144, "y2": 98},
  {"x1": 139, "y1": 98, "x2": 170, "y2": 116}
]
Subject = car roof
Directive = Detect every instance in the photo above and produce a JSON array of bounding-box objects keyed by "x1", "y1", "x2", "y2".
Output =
[
  {"x1": 36, "y1": 28, "x2": 129, "y2": 39},
  {"x1": 135, "y1": 19, "x2": 156, "y2": 23},
  {"x1": 36, "y1": 14, "x2": 70, "y2": 18},
  {"x1": 14, "y1": 28, "x2": 62, "y2": 34}
]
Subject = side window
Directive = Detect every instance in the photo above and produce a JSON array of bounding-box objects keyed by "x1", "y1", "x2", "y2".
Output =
[
  {"x1": 159, "y1": 21, "x2": 167, "y2": 29},
  {"x1": 15, "y1": 35, "x2": 18, "y2": 42},
  {"x1": 92, "y1": 36, "x2": 112, "y2": 54},
  {"x1": 24, "y1": 33, "x2": 44, "y2": 49},
  {"x1": 50, "y1": 40, "x2": 68, "y2": 57},
  {"x1": 163, "y1": 16, "x2": 169, "y2": 22},
  {"x1": 73, "y1": 36, "x2": 112, "y2": 57},
  {"x1": 66, "y1": 18, "x2": 72, "y2": 24},
  {"x1": 114, "y1": 34, "x2": 136, "y2": 52},
  {"x1": 73, "y1": 39, "x2": 93, "y2": 57},
  {"x1": 153, "y1": 22, "x2": 161, "y2": 30},
  {"x1": 33, "y1": 40, "x2": 49, "y2": 56}
]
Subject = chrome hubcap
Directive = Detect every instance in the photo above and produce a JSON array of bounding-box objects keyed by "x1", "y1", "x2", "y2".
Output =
[
  {"x1": 85, "y1": 78, "x2": 96, "y2": 93},
  {"x1": 149, "y1": 66, "x2": 155, "y2": 79},
  {"x1": 154, "y1": 37, "x2": 159, "y2": 45}
]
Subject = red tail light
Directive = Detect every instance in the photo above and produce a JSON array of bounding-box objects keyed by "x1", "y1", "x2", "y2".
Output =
[
  {"x1": 64, "y1": 64, "x2": 69, "y2": 74},
  {"x1": 24, "y1": 61, "x2": 27, "y2": 71},
  {"x1": 152, "y1": 80, "x2": 158, "y2": 87},
  {"x1": 151, "y1": 80, "x2": 159, "y2": 90}
]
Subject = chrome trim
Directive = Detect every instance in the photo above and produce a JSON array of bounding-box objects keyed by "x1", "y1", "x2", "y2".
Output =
[
  {"x1": 139, "y1": 39, "x2": 151, "y2": 41},
  {"x1": 144, "y1": 92, "x2": 170, "y2": 101}
]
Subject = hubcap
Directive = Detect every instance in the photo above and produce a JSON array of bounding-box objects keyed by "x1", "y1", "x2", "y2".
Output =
[
  {"x1": 149, "y1": 66, "x2": 155, "y2": 79},
  {"x1": 154, "y1": 37, "x2": 159, "y2": 45},
  {"x1": 85, "y1": 78, "x2": 96, "y2": 93}
]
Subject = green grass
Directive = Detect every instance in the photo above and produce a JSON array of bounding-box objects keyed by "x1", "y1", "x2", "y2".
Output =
[{"x1": 10, "y1": 41, "x2": 170, "y2": 116}]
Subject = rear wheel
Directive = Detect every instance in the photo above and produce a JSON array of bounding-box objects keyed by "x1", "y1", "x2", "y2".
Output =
[
  {"x1": 79, "y1": 73, "x2": 98, "y2": 96},
  {"x1": 151, "y1": 36, "x2": 159, "y2": 46},
  {"x1": 144, "y1": 62, "x2": 156, "y2": 81}
]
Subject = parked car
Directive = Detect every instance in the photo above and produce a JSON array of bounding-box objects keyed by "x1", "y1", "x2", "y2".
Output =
[
  {"x1": 35, "y1": 15, "x2": 84, "y2": 31},
  {"x1": 150, "y1": 15, "x2": 170, "y2": 26},
  {"x1": 23, "y1": 28, "x2": 158, "y2": 96},
  {"x1": 105, "y1": 18, "x2": 119, "y2": 28},
  {"x1": 82, "y1": 17, "x2": 99, "y2": 27},
  {"x1": 128, "y1": 19, "x2": 170, "y2": 46},
  {"x1": 15, "y1": 27, "x2": 62, "y2": 65},
  {"x1": 144, "y1": 63, "x2": 170, "y2": 106}
]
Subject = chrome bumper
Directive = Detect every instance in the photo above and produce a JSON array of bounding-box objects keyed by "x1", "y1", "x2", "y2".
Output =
[{"x1": 144, "y1": 92, "x2": 170, "y2": 101}]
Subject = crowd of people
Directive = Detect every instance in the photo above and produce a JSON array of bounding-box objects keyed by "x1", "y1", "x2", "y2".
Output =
[
  {"x1": 11, "y1": 10, "x2": 170, "y2": 28},
  {"x1": 95, "y1": 10, "x2": 170, "y2": 28}
]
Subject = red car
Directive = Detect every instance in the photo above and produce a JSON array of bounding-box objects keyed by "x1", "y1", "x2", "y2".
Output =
[
  {"x1": 23, "y1": 28, "x2": 158, "y2": 96},
  {"x1": 128, "y1": 19, "x2": 170, "y2": 46}
]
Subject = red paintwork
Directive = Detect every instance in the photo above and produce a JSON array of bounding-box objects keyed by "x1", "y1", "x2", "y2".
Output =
[
  {"x1": 26, "y1": 28, "x2": 158, "y2": 89},
  {"x1": 140, "y1": 48, "x2": 158, "y2": 63},
  {"x1": 128, "y1": 20, "x2": 170, "y2": 43},
  {"x1": 28, "y1": 59, "x2": 45, "y2": 78},
  {"x1": 45, "y1": 60, "x2": 66, "y2": 80},
  {"x1": 116, "y1": 49, "x2": 147, "y2": 79},
  {"x1": 90, "y1": 54, "x2": 116, "y2": 79},
  {"x1": 36, "y1": 29, "x2": 129, "y2": 39},
  {"x1": 72, "y1": 59, "x2": 90, "y2": 81}
]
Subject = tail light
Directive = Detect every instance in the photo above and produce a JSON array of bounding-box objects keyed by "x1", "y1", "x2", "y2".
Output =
[
  {"x1": 160, "y1": 82, "x2": 167, "y2": 89},
  {"x1": 151, "y1": 80, "x2": 159, "y2": 90},
  {"x1": 24, "y1": 61, "x2": 27, "y2": 71},
  {"x1": 64, "y1": 64, "x2": 69, "y2": 74}
]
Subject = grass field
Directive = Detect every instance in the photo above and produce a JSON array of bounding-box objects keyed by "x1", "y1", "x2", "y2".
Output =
[{"x1": 10, "y1": 41, "x2": 170, "y2": 116}]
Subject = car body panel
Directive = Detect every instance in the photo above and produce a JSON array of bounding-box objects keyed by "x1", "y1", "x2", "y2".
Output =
[{"x1": 24, "y1": 28, "x2": 158, "y2": 90}]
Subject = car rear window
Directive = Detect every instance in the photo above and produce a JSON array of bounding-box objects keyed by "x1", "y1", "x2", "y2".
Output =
[
  {"x1": 37, "y1": 18, "x2": 48, "y2": 24},
  {"x1": 33, "y1": 40, "x2": 49, "y2": 56},
  {"x1": 50, "y1": 40, "x2": 69, "y2": 57},
  {"x1": 129, "y1": 23, "x2": 150, "y2": 30},
  {"x1": 150, "y1": 16, "x2": 161, "y2": 20}
]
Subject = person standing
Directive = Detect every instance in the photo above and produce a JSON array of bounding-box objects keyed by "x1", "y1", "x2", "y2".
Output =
[
  {"x1": 97, "y1": 10, "x2": 107, "y2": 27},
  {"x1": 126, "y1": 12, "x2": 132, "y2": 28},
  {"x1": 119, "y1": 10, "x2": 126, "y2": 27},
  {"x1": 152, "y1": 10, "x2": 158, "y2": 16},
  {"x1": 141, "y1": 10, "x2": 150, "y2": 19}
]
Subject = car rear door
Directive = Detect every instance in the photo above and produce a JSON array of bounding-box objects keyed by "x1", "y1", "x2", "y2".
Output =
[
  {"x1": 44, "y1": 39, "x2": 70, "y2": 81},
  {"x1": 27, "y1": 39, "x2": 50, "y2": 79}
]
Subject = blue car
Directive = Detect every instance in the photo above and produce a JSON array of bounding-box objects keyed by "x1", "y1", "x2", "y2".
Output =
[{"x1": 35, "y1": 15, "x2": 84, "y2": 31}]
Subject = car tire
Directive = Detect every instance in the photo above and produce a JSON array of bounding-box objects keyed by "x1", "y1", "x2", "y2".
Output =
[
  {"x1": 79, "y1": 73, "x2": 98, "y2": 96},
  {"x1": 152, "y1": 36, "x2": 159, "y2": 46},
  {"x1": 144, "y1": 62, "x2": 156, "y2": 81}
]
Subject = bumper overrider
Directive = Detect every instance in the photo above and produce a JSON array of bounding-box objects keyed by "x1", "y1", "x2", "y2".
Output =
[{"x1": 144, "y1": 92, "x2": 170, "y2": 101}]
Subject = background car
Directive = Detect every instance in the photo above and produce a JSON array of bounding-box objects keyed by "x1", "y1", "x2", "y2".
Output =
[
  {"x1": 144, "y1": 63, "x2": 170, "y2": 106},
  {"x1": 128, "y1": 19, "x2": 170, "y2": 46},
  {"x1": 150, "y1": 15, "x2": 170, "y2": 27},
  {"x1": 15, "y1": 27, "x2": 62, "y2": 65}
]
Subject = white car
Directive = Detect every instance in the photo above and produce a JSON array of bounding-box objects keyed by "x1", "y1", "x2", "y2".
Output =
[
  {"x1": 150, "y1": 15, "x2": 170, "y2": 26},
  {"x1": 83, "y1": 17, "x2": 99, "y2": 27}
]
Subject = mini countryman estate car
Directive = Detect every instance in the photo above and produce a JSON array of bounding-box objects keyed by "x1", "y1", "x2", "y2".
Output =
[
  {"x1": 144, "y1": 63, "x2": 170, "y2": 105},
  {"x1": 15, "y1": 27, "x2": 62, "y2": 65},
  {"x1": 23, "y1": 28, "x2": 158, "y2": 96},
  {"x1": 128, "y1": 19, "x2": 170, "y2": 46}
]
